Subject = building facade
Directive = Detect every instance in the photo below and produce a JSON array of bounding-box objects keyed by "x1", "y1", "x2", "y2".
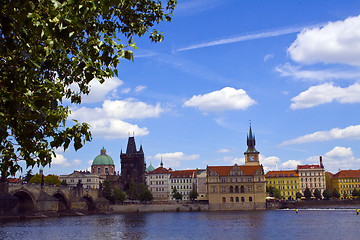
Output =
[
  {"x1": 59, "y1": 171, "x2": 103, "y2": 189},
  {"x1": 207, "y1": 125, "x2": 266, "y2": 210},
  {"x1": 169, "y1": 169, "x2": 198, "y2": 201},
  {"x1": 196, "y1": 169, "x2": 208, "y2": 201},
  {"x1": 147, "y1": 163, "x2": 172, "y2": 201},
  {"x1": 297, "y1": 156, "x2": 326, "y2": 196},
  {"x1": 326, "y1": 170, "x2": 360, "y2": 198},
  {"x1": 91, "y1": 147, "x2": 116, "y2": 177},
  {"x1": 265, "y1": 170, "x2": 300, "y2": 200},
  {"x1": 120, "y1": 136, "x2": 146, "y2": 190}
]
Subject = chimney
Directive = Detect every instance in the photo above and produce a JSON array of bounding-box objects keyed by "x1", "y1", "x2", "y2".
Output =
[{"x1": 319, "y1": 156, "x2": 324, "y2": 168}]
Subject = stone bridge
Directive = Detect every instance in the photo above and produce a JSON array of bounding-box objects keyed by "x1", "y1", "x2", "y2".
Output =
[{"x1": 6, "y1": 183, "x2": 109, "y2": 214}]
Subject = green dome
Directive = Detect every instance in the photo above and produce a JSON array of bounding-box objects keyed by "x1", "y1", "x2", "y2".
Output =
[
  {"x1": 92, "y1": 147, "x2": 114, "y2": 166},
  {"x1": 146, "y1": 163, "x2": 155, "y2": 172}
]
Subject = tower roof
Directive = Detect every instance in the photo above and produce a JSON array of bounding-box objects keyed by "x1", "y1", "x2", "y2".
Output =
[
  {"x1": 126, "y1": 137, "x2": 137, "y2": 154},
  {"x1": 92, "y1": 147, "x2": 114, "y2": 166},
  {"x1": 245, "y1": 123, "x2": 259, "y2": 154}
]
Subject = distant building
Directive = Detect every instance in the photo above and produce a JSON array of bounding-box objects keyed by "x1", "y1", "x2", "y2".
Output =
[
  {"x1": 326, "y1": 170, "x2": 360, "y2": 198},
  {"x1": 120, "y1": 136, "x2": 146, "y2": 190},
  {"x1": 196, "y1": 169, "x2": 208, "y2": 201},
  {"x1": 59, "y1": 171, "x2": 103, "y2": 189},
  {"x1": 169, "y1": 169, "x2": 198, "y2": 201},
  {"x1": 297, "y1": 156, "x2": 326, "y2": 195},
  {"x1": 147, "y1": 161, "x2": 172, "y2": 201},
  {"x1": 265, "y1": 170, "x2": 300, "y2": 200},
  {"x1": 206, "y1": 124, "x2": 266, "y2": 210},
  {"x1": 91, "y1": 147, "x2": 116, "y2": 177}
]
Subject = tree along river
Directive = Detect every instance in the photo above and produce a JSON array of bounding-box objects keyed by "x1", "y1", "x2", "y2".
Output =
[{"x1": 1, "y1": 208, "x2": 360, "y2": 240}]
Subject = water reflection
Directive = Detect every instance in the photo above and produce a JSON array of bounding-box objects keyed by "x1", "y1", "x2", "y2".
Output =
[{"x1": 1, "y1": 210, "x2": 360, "y2": 240}]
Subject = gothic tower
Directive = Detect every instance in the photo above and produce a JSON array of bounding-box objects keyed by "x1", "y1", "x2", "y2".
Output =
[
  {"x1": 244, "y1": 123, "x2": 260, "y2": 166},
  {"x1": 120, "y1": 136, "x2": 146, "y2": 190}
]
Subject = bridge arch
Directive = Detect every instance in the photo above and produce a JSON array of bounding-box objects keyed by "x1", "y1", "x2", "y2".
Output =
[
  {"x1": 53, "y1": 191, "x2": 69, "y2": 212},
  {"x1": 83, "y1": 195, "x2": 96, "y2": 212},
  {"x1": 11, "y1": 190, "x2": 36, "y2": 213}
]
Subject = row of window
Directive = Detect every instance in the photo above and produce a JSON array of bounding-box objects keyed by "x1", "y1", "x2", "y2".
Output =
[
  {"x1": 171, "y1": 179, "x2": 192, "y2": 184},
  {"x1": 222, "y1": 196, "x2": 252, "y2": 203},
  {"x1": 275, "y1": 185, "x2": 298, "y2": 190},
  {"x1": 211, "y1": 177, "x2": 259, "y2": 183},
  {"x1": 340, "y1": 179, "x2": 360, "y2": 183},
  {"x1": 151, "y1": 181, "x2": 166, "y2": 185},
  {"x1": 170, "y1": 185, "x2": 192, "y2": 190},
  {"x1": 300, "y1": 178, "x2": 322, "y2": 182},
  {"x1": 150, "y1": 175, "x2": 165, "y2": 179},
  {"x1": 69, "y1": 179, "x2": 93, "y2": 183},
  {"x1": 340, "y1": 184, "x2": 360, "y2": 189},
  {"x1": 299, "y1": 172, "x2": 323, "y2": 177},
  {"x1": 301, "y1": 183, "x2": 322, "y2": 188},
  {"x1": 267, "y1": 180, "x2": 297, "y2": 184}
]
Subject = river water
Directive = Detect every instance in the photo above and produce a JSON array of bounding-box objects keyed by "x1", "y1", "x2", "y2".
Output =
[{"x1": 1, "y1": 208, "x2": 360, "y2": 240}]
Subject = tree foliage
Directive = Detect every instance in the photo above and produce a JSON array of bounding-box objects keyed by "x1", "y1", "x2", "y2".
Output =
[
  {"x1": 44, "y1": 174, "x2": 61, "y2": 185},
  {"x1": 29, "y1": 173, "x2": 43, "y2": 184},
  {"x1": 189, "y1": 190, "x2": 199, "y2": 201},
  {"x1": 113, "y1": 187, "x2": 126, "y2": 203},
  {"x1": 0, "y1": 0, "x2": 177, "y2": 179},
  {"x1": 332, "y1": 188, "x2": 341, "y2": 199},
  {"x1": 313, "y1": 188, "x2": 322, "y2": 200},
  {"x1": 352, "y1": 188, "x2": 359, "y2": 198},
  {"x1": 266, "y1": 186, "x2": 282, "y2": 199},
  {"x1": 296, "y1": 192, "x2": 303, "y2": 199},
  {"x1": 304, "y1": 187, "x2": 312, "y2": 199},
  {"x1": 172, "y1": 187, "x2": 182, "y2": 201},
  {"x1": 323, "y1": 189, "x2": 332, "y2": 200},
  {"x1": 139, "y1": 188, "x2": 153, "y2": 202},
  {"x1": 24, "y1": 169, "x2": 34, "y2": 182}
]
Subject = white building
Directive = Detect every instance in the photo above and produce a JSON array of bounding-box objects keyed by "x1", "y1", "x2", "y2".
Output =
[
  {"x1": 147, "y1": 163, "x2": 172, "y2": 201},
  {"x1": 169, "y1": 169, "x2": 198, "y2": 201},
  {"x1": 297, "y1": 156, "x2": 326, "y2": 196},
  {"x1": 59, "y1": 171, "x2": 104, "y2": 189}
]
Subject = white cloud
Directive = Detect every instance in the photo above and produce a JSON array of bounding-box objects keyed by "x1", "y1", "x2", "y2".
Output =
[
  {"x1": 217, "y1": 148, "x2": 230, "y2": 153},
  {"x1": 280, "y1": 160, "x2": 301, "y2": 170},
  {"x1": 81, "y1": 77, "x2": 123, "y2": 103},
  {"x1": 150, "y1": 152, "x2": 200, "y2": 168},
  {"x1": 290, "y1": 82, "x2": 360, "y2": 109},
  {"x1": 183, "y1": 87, "x2": 256, "y2": 112},
  {"x1": 288, "y1": 15, "x2": 360, "y2": 66},
  {"x1": 121, "y1": 88, "x2": 131, "y2": 94},
  {"x1": 280, "y1": 124, "x2": 360, "y2": 146},
  {"x1": 264, "y1": 54, "x2": 274, "y2": 62},
  {"x1": 323, "y1": 146, "x2": 360, "y2": 173},
  {"x1": 135, "y1": 85, "x2": 147, "y2": 93},
  {"x1": 52, "y1": 148, "x2": 82, "y2": 167},
  {"x1": 276, "y1": 63, "x2": 360, "y2": 82},
  {"x1": 70, "y1": 99, "x2": 163, "y2": 139}
]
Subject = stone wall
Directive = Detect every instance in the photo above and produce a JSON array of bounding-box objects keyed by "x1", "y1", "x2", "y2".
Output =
[{"x1": 110, "y1": 203, "x2": 208, "y2": 213}]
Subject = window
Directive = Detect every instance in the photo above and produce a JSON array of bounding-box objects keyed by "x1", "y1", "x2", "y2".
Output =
[
  {"x1": 236, "y1": 197, "x2": 239, "y2": 202},
  {"x1": 87, "y1": 179, "x2": 91, "y2": 182},
  {"x1": 235, "y1": 186, "x2": 239, "y2": 193},
  {"x1": 212, "y1": 187, "x2": 216, "y2": 192},
  {"x1": 230, "y1": 197, "x2": 234, "y2": 202},
  {"x1": 229, "y1": 186, "x2": 234, "y2": 193},
  {"x1": 222, "y1": 197, "x2": 226, "y2": 203},
  {"x1": 241, "y1": 197, "x2": 245, "y2": 202},
  {"x1": 240, "y1": 186, "x2": 245, "y2": 193},
  {"x1": 97, "y1": 168, "x2": 101, "y2": 174}
]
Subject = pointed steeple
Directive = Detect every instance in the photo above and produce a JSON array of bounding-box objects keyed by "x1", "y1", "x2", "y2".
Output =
[
  {"x1": 126, "y1": 136, "x2": 137, "y2": 154},
  {"x1": 139, "y1": 145, "x2": 143, "y2": 154},
  {"x1": 160, "y1": 157, "x2": 163, "y2": 168},
  {"x1": 245, "y1": 122, "x2": 258, "y2": 153}
]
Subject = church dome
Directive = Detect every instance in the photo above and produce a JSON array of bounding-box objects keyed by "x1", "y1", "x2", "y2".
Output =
[
  {"x1": 146, "y1": 163, "x2": 155, "y2": 172},
  {"x1": 92, "y1": 147, "x2": 114, "y2": 166}
]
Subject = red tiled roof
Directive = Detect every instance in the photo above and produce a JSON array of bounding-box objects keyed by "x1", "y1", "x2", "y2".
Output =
[
  {"x1": 265, "y1": 170, "x2": 298, "y2": 177},
  {"x1": 148, "y1": 167, "x2": 172, "y2": 174},
  {"x1": 170, "y1": 169, "x2": 198, "y2": 178},
  {"x1": 333, "y1": 170, "x2": 360, "y2": 178},
  {"x1": 326, "y1": 172, "x2": 334, "y2": 177},
  {"x1": 207, "y1": 165, "x2": 262, "y2": 176},
  {"x1": 297, "y1": 164, "x2": 322, "y2": 169},
  {"x1": 7, "y1": 178, "x2": 22, "y2": 183}
]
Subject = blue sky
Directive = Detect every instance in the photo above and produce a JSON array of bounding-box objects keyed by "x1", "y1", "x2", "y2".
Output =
[{"x1": 32, "y1": 0, "x2": 360, "y2": 177}]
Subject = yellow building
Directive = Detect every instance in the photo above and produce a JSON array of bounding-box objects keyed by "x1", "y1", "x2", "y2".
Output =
[
  {"x1": 326, "y1": 170, "x2": 360, "y2": 198},
  {"x1": 206, "y1": 125, "x2": 266, "y2": 210},
  {"x1": 265, "y1": 170, "x2": 300, "y2": 200}
]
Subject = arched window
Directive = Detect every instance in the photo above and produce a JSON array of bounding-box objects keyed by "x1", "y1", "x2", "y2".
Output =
[
  {"x1": 240, "y1": 185, "x2": 245, "y2": 193},
  {"x1": 236, "y1": 197, "x2": 239, "y2": 202},
  {"x1": 229, "y1": 186, "x2": 234, "y2": 193},
  {"x1": 241, "y1": 197, "x2": 245, "y2": 202},
  {"x1": 249, "y1": 197, "x2": 253, "y2": 202},
  {"x1": 230, "y1": 197, "x2": 234, "y2": 202},
  {"x1": 222, "y1": 197, "x2": 226, "y2": 203},
  {"x1": 235, "y1": 186, "x2": 239, "y2": 193}
]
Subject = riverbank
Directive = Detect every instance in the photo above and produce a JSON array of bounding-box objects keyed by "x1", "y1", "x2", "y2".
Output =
[{"x1": 267, "y1": 199, "x2": 360, "y2": 209}]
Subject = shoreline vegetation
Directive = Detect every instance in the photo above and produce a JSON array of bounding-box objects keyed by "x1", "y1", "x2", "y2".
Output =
[{"x1": 2, "y1": 200, "x2": 360, "y2": 221}]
